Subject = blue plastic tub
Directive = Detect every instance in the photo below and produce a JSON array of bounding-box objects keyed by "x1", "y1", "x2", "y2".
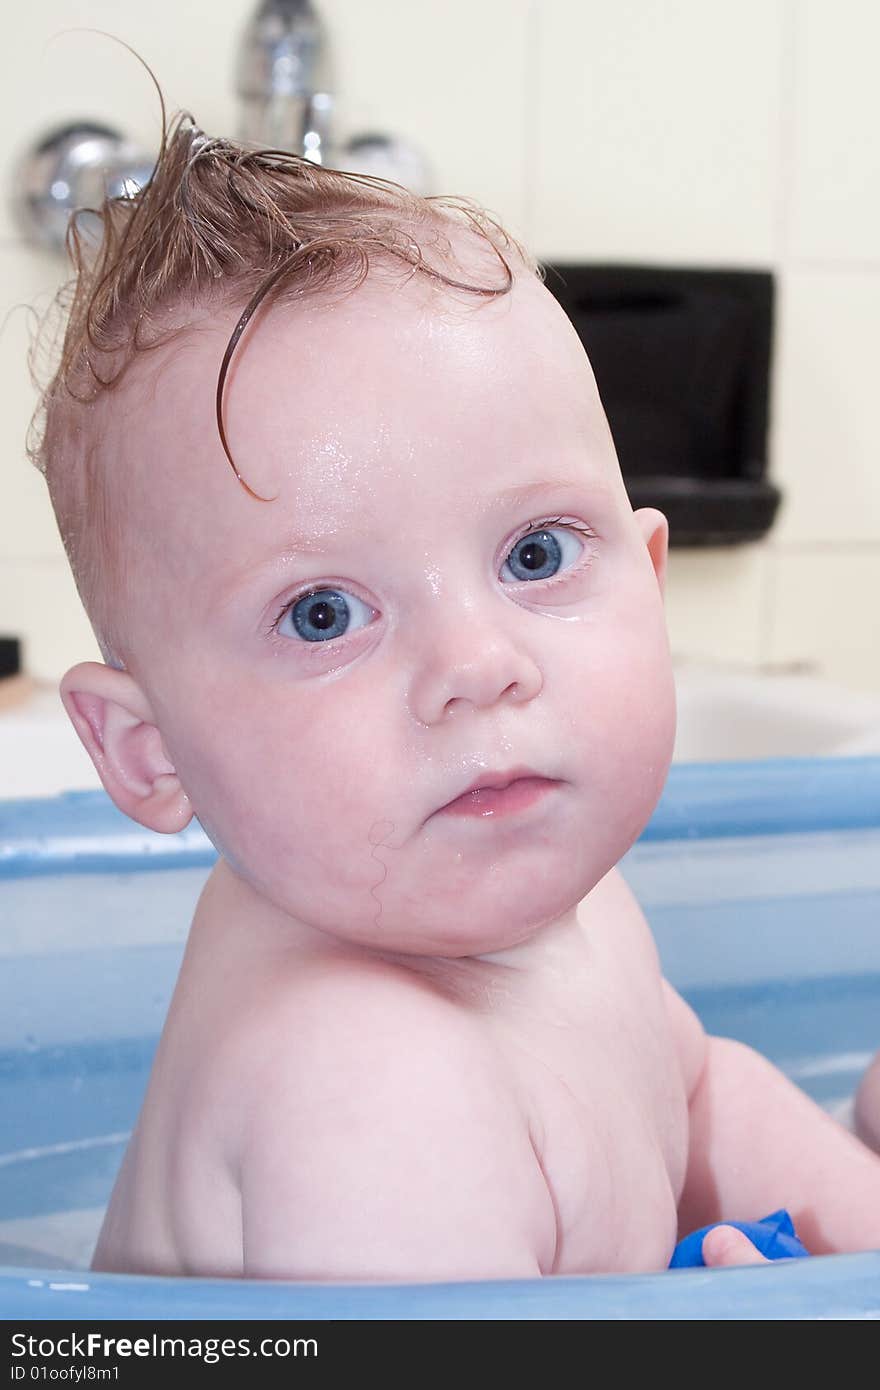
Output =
[{"x1": 1, "y1": 758, "x2": 879, "y2": 1319}]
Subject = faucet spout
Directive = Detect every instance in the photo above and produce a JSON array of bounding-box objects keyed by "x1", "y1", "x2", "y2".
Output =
[{"x1": 236, "y1": 0, "x2": 335, "y2": 162}]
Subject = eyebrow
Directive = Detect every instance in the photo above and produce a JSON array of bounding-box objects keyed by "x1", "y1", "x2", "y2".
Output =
[
  {"x1": 237, "y1": 477, "x2": 605, "y2": 587},
  {"x1": 490, "y1": 478, "x2": 600, "y2": 509},
  {"x1": 276, "y1": 480, "x2": 597, "y2": 556}
]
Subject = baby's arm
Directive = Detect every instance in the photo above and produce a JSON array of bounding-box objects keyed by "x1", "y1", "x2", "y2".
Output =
[
  {"x1": 234, "y1": 966, "x2": 557, "y2": 1281},
  {"x1": 677, "y1": 1023, "x2": 880, "y2": 1254},
  {"x1": 855, "y1": 1050, "x2": 880, "y2": 1153}
]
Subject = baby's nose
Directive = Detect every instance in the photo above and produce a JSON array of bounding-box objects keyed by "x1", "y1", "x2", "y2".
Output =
[{"x1": 408, "y1": 609, "x2": 543, "y2": 725}]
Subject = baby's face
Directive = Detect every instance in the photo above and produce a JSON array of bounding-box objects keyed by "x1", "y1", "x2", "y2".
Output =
[{"x1": 113, "y1": 254, "x2": 675, "y2": 956}]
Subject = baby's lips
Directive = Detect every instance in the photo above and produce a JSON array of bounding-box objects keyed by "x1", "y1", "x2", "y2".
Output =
[{"x1": 439, "y1": 764, "x2": 544, "y2": 809}]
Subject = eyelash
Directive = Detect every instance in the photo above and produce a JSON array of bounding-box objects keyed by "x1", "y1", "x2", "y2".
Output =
[
  {"x1": 512, "y1": 515, "x2": 595, "y2": 551},
  {"x1": 266, "y1": 516, "x2": 597, "y2": 639}
]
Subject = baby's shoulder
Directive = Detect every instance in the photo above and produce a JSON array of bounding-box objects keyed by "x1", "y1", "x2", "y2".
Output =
[
  {"x1": 248, "y1": 951, "x2": 494, "y2": 1049},
  {"x1": 213, "y1": 956, "x2": 556, "y2": 1278},
  {"x1": 581, "y1": 865, "x2": 708, "y2": 1097},
  {"x1": 137, "y1": 951, "x2": 553, "y2": 1280},
  {"x1": 213, "y1": 952, "x2": 522, "y2": 1135},
  {"x1": 583, "y1": 862, "x2": 652, "y2": 922},
  {"x1": 579, "y1": 864, "x2": 661, "y2": 964}
]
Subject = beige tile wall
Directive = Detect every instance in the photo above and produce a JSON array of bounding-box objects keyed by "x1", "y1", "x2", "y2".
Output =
[{"x1": 1, "y1": 0, "x2": 878, "y2": 690}]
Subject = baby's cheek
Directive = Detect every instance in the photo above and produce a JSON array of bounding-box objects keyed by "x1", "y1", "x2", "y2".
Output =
[
  {"x1": 240, "y1": 734, "x2": 403, "y2": 890},
  {"x1": 615, "y1": 662, "x2": 676, "y2": 829},
  {"x1": 564, "y1": 627, "x2": 675, "y2": 820}
]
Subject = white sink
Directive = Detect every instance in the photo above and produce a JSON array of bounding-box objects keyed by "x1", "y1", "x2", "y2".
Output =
[
  {"x1": 0, "y1": 681, "x2": 102, "y2": 799},
  {"x1": 673, "y1": 662, "x2": 880, "y2": 762}
]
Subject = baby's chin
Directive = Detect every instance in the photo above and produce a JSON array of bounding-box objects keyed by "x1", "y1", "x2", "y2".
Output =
[
  {"x1": 356, "y1": 917, "x2": 559, "y2": 961},
  {"x1": 233, "y1": 823, "x2": 611, "y2": 960},
  {"x1": 310, "y1": 889, "x2": 589, "y2": 967}
]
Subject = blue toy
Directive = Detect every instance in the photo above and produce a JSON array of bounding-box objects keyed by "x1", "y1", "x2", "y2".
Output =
[{"x1": 670, "y1": 1209, "x2": 810, "y2": 1268}]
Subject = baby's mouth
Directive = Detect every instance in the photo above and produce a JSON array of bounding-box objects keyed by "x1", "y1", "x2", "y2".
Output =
[{"x1": 435, "y1": 769, "x2": 560, "y2": 820}]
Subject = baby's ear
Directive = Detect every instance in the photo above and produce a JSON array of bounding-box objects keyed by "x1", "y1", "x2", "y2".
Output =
[
  {"x1": 633, "y1": 507, "x2": 669, "y2": 598},
  {"x1": 59, "y1": 662, "x2": 193, "y2": 835}
]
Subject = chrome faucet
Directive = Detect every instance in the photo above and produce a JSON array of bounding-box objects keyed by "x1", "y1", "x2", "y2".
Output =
[
  {"x1": 14, "y1": 1, "x2": 429, "y2": 254},
  {"x1": 236, "y1": 0, "x2": 335, "y2": 163}
]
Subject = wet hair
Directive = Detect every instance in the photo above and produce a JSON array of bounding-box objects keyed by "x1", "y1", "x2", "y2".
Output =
[{"x1": 29, "y1": 102, "x2": 541, "y2": 668}]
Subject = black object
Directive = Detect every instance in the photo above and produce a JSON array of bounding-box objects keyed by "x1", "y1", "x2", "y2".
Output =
[
  {"x1": 544, "y1": 264, "x2": 780, "y2": 545},
  {"x1": 0, "y1": 636, "x2": 21, "y2": 678}
]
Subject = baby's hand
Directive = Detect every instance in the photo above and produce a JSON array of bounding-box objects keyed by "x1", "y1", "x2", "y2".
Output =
[{"x1": 701, "y1": 1226, "x2": 769, "y2": 1267}]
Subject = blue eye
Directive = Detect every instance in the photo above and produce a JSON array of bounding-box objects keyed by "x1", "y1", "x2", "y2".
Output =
[
  {"x1": 273, "y1": 523, "x2": 590, "y2": 644},
  {"x1": 501, "y1": 527, "x2": 582, "y2": 583},
  {"x1": 278, "y1": 588, "x2": 373, "y2": 643}
]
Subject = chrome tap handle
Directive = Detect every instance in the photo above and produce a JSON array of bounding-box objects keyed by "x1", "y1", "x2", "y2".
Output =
[{"x1": 14, "y1": 122, "x2": 154, "y2": 254}]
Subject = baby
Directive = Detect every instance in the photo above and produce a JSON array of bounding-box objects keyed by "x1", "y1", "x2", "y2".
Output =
[{"x1": 34, "y1": 115, "x2": 880, "y2": 1281}]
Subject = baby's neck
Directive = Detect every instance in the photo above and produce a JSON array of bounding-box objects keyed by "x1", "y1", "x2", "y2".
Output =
[
  {"x1": 471, "y1": 905, "x2": 585, "y2": 972},
  {"x1": 369, "y1": 905, "x2": 591, "y2": 1017},
  {"x1": 197, "y1": 856, "x2": 590, "y2": 1007}
]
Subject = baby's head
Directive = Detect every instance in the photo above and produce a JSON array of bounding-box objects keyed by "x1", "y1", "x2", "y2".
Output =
[{"x1": 36, "y1": 115, "x2": 676, "y2": 958}]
